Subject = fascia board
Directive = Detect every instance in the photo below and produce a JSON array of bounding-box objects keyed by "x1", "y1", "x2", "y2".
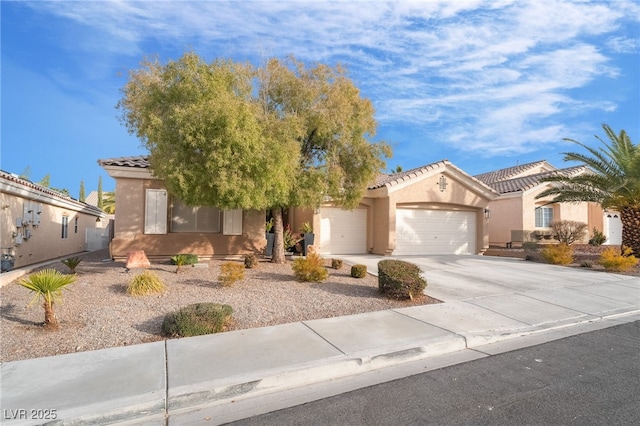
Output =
[
  {"x1": 102, "y1": 165, "x2": 154, "y2": 180},
  {"x1": 0, "y1": 180, "x2": 105, "y2": 217}
]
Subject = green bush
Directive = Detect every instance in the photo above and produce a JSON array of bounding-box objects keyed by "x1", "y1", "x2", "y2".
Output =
[
  {"x1": 292, "y1": 253, "x2": 328, "y2": 282},
  {"x1": 588, "y1": 228, "x2": 607, "y2": 246},
  {"x1": 219, "y1": 262, "x2": 245, "y2": 286},
  {"x1": 127, "y1": 270, "x2": 166, "y2": 296},
  {"x1": 600, "y1": 246, "x2": 638, "y2": 272},
  {"x1": 170, "y1": 253, "x2": 199, "y2": 265},
  {"x1": 377, "y1": 259, "x2": 426, "y2": 300},
  {"x1": 162, "y1": 303, "x2": 233, "y2": 337},
  {"x1": 61, "y1": 256, "x2": 82, "y2": 273},
  {"x1": 244, "y1": 253, "x2": 258, "y2": 269},
  {"x1": 331, "y1": 259, "x2": 343, "y2": 270},
  {"x1": 541, "y1": 243, "x2": 574, "y2": 265},
  {"x1": 350, "y1": 264, "x2": 367, "y2": 278}
]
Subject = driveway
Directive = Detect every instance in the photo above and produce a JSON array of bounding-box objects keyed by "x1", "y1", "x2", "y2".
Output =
[{"x1": 337, "y1": 254, "x2": 639, "y2": 302}]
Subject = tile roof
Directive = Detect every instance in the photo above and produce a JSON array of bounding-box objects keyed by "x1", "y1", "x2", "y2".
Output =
[
  {"x1": 474, "y1": 160, "x2": 548, "y2": 185},
  {"x1": 0, "y1": 170, "x2": 104, "y2": 215},
  {"x1": 97, "y1": 156, "x2": 150, "y2": 168},
  {"x1": 486, "y1": 166, "x2": 587, "y2": 194},
  {"x1": 369, "y1": 160, "x2": 449, "y2": 189}
]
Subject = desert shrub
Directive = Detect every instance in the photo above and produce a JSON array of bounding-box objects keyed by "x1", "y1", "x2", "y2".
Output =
[
  {"x1": 600, "y1": 246, "x2": 638, "y2": 272},
  {"x1": 580, "y1": 260, "x2": 593, "y2": 268},
  {"x1": 170, "y1": 253, "x2": 199, "y2": 265},
  {"x1": 292, "y1": 253, "x2": 328, "y2": 282},
  {"x1": 522, "y1": 242, "x2": 541, "y2": 261},
  {"x1": 244, "y1": 253, "x2": 258, "y2": 269},
  {"x1": 331, "y1": 259, "x2": 343, "y2": 269},
  {"x1": 61, "y1": 256, "x2": 82, "y2": 273},
  {"x1": 127, "y1": 270, "x2": 166, "y2": 296},
  {"x1": 550, "y1": 220, "x2": 588, "y2": 245},
  {"x1": 540, "y1": 243, "x2": 574, "y2": 265},
  {"x1": 162, "y1": 303, "x2": 233, "y2": 337},
  {"x1": 350, "y1": 264, "x2": 367, "y2": 278},
  {"x1": 171, "y1": 254, "x2": 199, "y2": 272},
  {"x1": 219, "y1": 262, "x2": 245, "y2": 286},
  {"x1": 588, "y1": 228, "x2": 607, "y2": 246},
  {"x1": 378, "y1": 259, "x2": 427, "y2": 300}
]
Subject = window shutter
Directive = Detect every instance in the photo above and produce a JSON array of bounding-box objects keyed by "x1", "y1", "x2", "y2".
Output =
[
  {"x1": 145, "y1": 189, "x2": 167, "y2": 234},
  {"x1": 223, "y1": 209, "x2": 243, "y2": 235}
]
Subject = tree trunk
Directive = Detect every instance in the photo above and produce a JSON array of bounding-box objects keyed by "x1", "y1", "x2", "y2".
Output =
[
  {"x1": 271, "y1": 207, "x2": 286, "y2": 264},
  {"x1": 43, "y1": 301, "x2": 58, "y2": 328},
  {"x1": 620, "y1": 206, "x2": 640, "y2": 255}
]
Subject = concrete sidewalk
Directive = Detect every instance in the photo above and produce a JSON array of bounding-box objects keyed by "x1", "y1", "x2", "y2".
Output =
[{"x1": 1, "y1": 257, "x2": 638, "y2": 425}]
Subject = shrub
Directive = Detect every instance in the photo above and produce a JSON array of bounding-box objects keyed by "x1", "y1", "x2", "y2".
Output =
[
  {"x1": 162, "y1": 303, "x2": 233, "y2": 337},
  {"x1": 292, "y1": 253, "x2": 328, "y2": 282},
  {"x1": 61, "y1": 256, "x2": 82, "y2": 274},
  {"x1": 127, "y1": 270, "x2": 166, "y2": 296},
  {"x1": 580, "y1": 260, "x2": 593, "y2": 268},
  {"x1": 244, "y1": 253, "x2": 258, "y2": 269},
  {"x1": 550, "y1": 220, "x2": 588, "y2": 245},
  {"x1": 170, "y1": 253, "x2": 199, "y2": 265},
  {"x1": 331, "y1": 259, "x2": 343, "y2": 270},
  {"x1": 588, "y1": 228, "x2": 607, "y2": 246},
  {"x1": 219, "y1": 262, "x2": 245, "y2": 286},
  {"x1": 171, "y1": 254, "x2": 199, "y2": 273},
  {"x1": 540, "y1": 243, "x2": 574, "y2": 265},
  {"x1": 350, "y1": 264, "x2": 367, "y2": 278},
  {"x1": 378, "y1": 259, "x2": 427, "y2": 300},
  {"x1": 600, "y1": 246, "x2": 638, "y2": 272}
]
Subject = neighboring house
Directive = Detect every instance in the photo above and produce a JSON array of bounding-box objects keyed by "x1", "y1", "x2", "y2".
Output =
[
  {"x1": 100, "y1": 156, "x2": 498, "y2": 258},
  {"x1": 0, "y1": 170, "x2": 108, "y2": 275},
  {"x1": 474, "y1": 160, "x2": 606, "y2": 247}
]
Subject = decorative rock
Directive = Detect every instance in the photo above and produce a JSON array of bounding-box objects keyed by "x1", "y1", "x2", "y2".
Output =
[{"x1": 125, "y1": 250, "x2": 150, "y2": 269}]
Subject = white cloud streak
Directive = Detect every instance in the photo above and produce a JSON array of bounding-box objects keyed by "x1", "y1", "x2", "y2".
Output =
[{"x1": 25, "y1": 0, "x2": 639, "y2": 157}]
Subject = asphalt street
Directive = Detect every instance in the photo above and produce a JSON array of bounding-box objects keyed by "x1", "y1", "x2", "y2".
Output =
[{"x1": 229, "y1": 321, "x2": 640, "y2": 426}]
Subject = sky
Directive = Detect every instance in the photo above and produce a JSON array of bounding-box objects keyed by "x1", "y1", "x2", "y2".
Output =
[{"x1": 1, "y1": 0, "x2": 639, "y2": 196}]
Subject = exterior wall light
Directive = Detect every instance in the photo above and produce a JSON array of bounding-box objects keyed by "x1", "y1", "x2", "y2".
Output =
[{"x1": 484, "y1": 208, "x2": 491, "y2": 219}]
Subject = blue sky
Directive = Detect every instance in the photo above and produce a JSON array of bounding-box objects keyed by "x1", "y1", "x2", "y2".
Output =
[{"x1": 2, "y1": 0, "x2": 638, "y2": 195}]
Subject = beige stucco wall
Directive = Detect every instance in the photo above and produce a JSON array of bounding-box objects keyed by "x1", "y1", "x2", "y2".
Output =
[
  {"x1": 0, "y1": 191, "x2": 105, "y2": 270},
  {"x1": 109, "y1": 177, "x2": 265, "y2": 260},
  {"x1": 487, "y1": 185, "x2": 605, "y2": 246}
]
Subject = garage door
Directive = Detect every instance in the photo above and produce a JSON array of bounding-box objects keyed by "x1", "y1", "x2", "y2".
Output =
[
  {"x1": 319, "y1": 208, "x2": 367, "y2": 254},
  {"x1": 395, "y1": 209, "x2": 476, "y2": 255}
]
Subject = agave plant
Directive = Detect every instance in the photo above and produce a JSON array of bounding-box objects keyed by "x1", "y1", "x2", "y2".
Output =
[{"x1": 18, "y1": 269, "x2": 76, "y2": 328}]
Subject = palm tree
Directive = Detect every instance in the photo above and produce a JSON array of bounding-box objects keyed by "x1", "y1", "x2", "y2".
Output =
[
  {"x1": 102, "y1": 191, "x2": 116, "y2": 214},
  {"x1": 18, "y1": 269, "x2": 76, "y2": 328},
  {"x1": 537, "y1": 124, "x2": 639, "y2": 254}
]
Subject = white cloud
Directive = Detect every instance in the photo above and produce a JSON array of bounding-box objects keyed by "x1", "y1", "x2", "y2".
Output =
[{"x1": 22, "y1": 0, "x2": 639, "y2": 158}]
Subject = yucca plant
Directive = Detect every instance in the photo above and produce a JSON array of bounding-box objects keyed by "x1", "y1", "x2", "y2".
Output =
[
  {"x1": 18, "y1": 269, "x2": 76, "y2": 328},
  {"x1": 61, "y1": 256, "x2": 82, "y2": 273}
]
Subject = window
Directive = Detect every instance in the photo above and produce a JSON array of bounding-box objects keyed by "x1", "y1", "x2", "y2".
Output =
[
  {"x1": 61, "y1": 216, "x2": 68, "y2": 239},
  {"x1": 535, "y1": 206, "x2": 553, "y2": 227},
  {"x1": 223, "y1": 209, "x2": 243, "y2": 235},
  {"x1": 145, "y1": 189, "x2": 168, "y2": 234},
  {"x1": 171, "y1": 198, "x2": 221, "y2": 233}
]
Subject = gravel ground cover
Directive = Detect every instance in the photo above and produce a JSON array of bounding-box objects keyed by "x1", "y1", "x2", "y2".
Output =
[{"x1": 0, "y1": 250, "x2": 437, "y2": 363}]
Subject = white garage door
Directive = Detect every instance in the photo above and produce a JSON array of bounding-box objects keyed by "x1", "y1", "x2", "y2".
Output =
[
  {"x1": 395, "y1": 209, "x2": 476, "y2": 255},
  {"x1": 319, "y1": 208, "x2": 367, "y2": 254}
]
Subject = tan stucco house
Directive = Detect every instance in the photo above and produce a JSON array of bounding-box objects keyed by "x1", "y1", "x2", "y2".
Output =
[
  {"x1": 99, "y1": 156, "x2": 498, "y2": 259},
  {"x1": 0, "y1": 170, "x2": 108, "y2": 277},
  {"x1": 474, "y1": 160, "x2": 606, "y2": 247}
]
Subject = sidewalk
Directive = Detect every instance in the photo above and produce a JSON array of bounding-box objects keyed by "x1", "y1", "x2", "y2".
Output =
[{"x1": 1, "y1": 258, "x2": 638, "y2": 425}]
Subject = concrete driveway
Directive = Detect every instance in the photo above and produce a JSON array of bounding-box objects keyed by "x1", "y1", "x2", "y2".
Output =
[{"x1": 338, "y1": 254, "x2": 639, "y2": 302}]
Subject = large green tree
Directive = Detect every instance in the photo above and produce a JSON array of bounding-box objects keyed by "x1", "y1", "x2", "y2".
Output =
[
  {"x1": 537, "y1": 124, "x2": 639, "y2": 254},
  {"x1": 118, "y1": 52, "x2": 390, "y2": 262}
]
